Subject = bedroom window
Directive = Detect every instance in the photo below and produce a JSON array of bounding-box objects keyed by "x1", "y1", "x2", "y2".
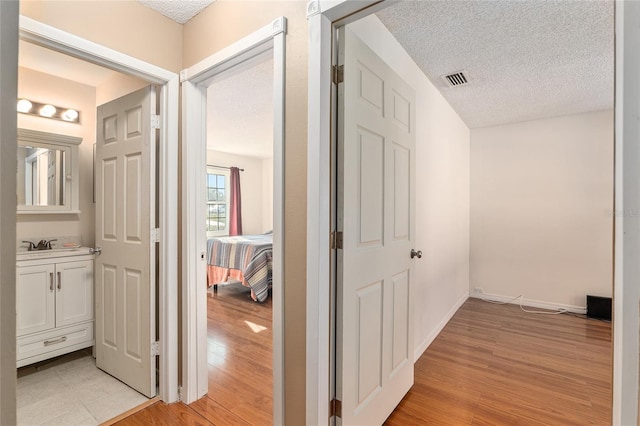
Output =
[{"x1": 206, "y1": 167, "x2": 230, "y2": 237}]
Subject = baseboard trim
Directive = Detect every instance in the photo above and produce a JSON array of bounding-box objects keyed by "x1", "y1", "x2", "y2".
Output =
[
  {"x1": 469, "y1": 292, "x2": 587, "y2": 315},
  {"x1": 414, "y1": 292, "x2": 469, "y2": 362}
]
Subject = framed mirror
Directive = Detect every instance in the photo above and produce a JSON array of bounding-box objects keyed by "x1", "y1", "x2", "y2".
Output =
[{"x1": 17, "y1": 129, "x2": 81, "y2": 214}]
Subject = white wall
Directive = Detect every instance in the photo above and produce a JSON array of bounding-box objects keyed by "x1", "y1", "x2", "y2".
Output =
[
  {"x1": 16, "y1": 67, "x2": 97, "y2": 248},
  {"x1": 96, "y1": 72, "x2": 147, "y2": 106},
  {"x1": 206, "y1": 149, "x2": 273, "y2": 235},
  {"x1": 349, "y1": 16, "x2": 471, "y2": 360},
  {"x1": 470, "y1": 110, "x2": 614, "y2": 310}
]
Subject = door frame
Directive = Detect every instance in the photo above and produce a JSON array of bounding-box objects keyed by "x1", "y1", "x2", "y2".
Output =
[
  {"x1": 0, "y1": 3, "x2": 18, "y2": 423},
  {"x1": 180, "y1": 16, "x2": 287, "y2": 424},
  {"x1": 307, "y1": 0, "x2": 634, "y2": 424},
  {"x1": 306, "y1": 2, "x2": 389, "y2": 423},
  {"x1": 19, "y1": 16, "x2": 179, "y2": 403},
  {"x1": 613, "y1": 2, "x2": 640, "y2": 424}
]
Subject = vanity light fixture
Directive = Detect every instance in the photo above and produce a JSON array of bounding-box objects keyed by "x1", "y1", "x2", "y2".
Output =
[
  {"x1": 62, "y1": 109, "x2": 79, "y2": 122},
  {"x1": 16, "y1": 99, "x2": 32, "y2": 113},
  {"x1": 16, "y1": 98, "x2": 80, "y2": 124},
  {"x1": 39, "y1": 104, "x2": 56, "y2": 117}
]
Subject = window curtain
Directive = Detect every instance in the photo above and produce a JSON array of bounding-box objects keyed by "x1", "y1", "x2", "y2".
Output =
[{"x1": 229, "y1": 166, "x2": 243, "y2": 236}]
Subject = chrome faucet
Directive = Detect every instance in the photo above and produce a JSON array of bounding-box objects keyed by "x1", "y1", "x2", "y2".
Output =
[
  {"x1": 22, "y1": 240, "x2": 36, "y2": 251},
  {"x1": 36, "y1": 239, "x2": 57, "y2": 250},
  {"x1": 22, "y1": 239, "x2": 57, "y2": 251}
]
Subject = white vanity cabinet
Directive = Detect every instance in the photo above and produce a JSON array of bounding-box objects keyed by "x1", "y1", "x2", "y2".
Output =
[{"x1": 16, "y1": 250, "x2": 95, "y2": 367}]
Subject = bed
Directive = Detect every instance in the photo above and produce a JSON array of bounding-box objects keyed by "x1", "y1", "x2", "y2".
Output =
[{"x1": 206, "y1": 233, "x2": 273, "y2": 302}]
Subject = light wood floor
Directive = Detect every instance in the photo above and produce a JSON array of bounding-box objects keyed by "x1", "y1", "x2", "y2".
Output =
[
  {"x1": 115, "y1": 284, "x2": 272, "y2": 426},
  {"x1": 386, "y1": 298, "x2": 612, "y2": 425},
  {"x1": 115, "y1": 297, "x2": 611, "y2": 425}
]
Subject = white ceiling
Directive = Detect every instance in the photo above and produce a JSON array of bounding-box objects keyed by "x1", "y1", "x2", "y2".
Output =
[
  {"x1": 137, "y1": 0, "x2": 214, "y2": 24},
  {"x1": 375, "y1": 0, "x2": 614, "y2": 129},
  {"x1": 19, "y1": 40, "x2": 116, "y2": 88},
  {"x1": 207, "y1": 54, "x2": 274, "y2": 159}
]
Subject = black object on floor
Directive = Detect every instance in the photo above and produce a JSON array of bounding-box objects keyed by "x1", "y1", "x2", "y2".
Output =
[{"x1": 586, "y1": 295, "x2": 612, "y2": 321}]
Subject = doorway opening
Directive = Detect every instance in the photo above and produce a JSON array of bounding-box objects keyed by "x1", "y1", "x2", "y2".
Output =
[
  {"x1": 180, "y1": 16, "x2": 286, "y2": 424},
  {"x1": 193, "y1": 51, "x2": 275, "y2": 423},
  {"x1": 311, "y1": 1, "x2": 615, "y2": 423},
  {"x1": 15, "y1": 16, "x2": 178, "y2": 424}
]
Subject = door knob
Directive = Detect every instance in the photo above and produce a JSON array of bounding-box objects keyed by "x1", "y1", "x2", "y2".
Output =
[
  {"x1": 410, "y1": 249, "x2": 422, "y2": 259},
  {"x1": 90, "y1": 247, "x2": 102, "y2": 255}
]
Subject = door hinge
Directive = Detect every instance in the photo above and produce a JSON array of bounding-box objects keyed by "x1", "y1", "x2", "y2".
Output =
[
  {"x1": 151, "y1": 340, "x2": 160, "y2": 356},
  {"x1": 151, "y1": 114, "x2": 161, "y2": 129},
  {"x1": 330, "y1": 398, "x2": 342, "y2": 418},
  {"x1": 331, "y1": 231, "x2": 343, "y2": 250},
  {"x1": 151, "y1": 228, "x2": 161, "y2": 243},
  {"x1": 333, "y1": 65, "x2": 344, "y2": 85}
]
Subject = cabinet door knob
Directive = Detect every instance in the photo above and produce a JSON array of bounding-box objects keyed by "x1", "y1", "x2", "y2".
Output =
[
  {"x1": 49, "y1": 272, "x2": 54, "y2": 291},
  {"x1": 57, "y1": 271, "x2": 61, "y2": 290}
]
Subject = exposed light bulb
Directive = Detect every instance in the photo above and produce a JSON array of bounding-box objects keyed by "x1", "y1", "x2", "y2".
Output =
[
  {"x1": 62, "y1": 109, "x2": 79, "y2": 121},
  {"x1": 16, "y1": 99, "x2": 80, "y2": 123},
  {"x1": 40, "y1": 104, "x2": 56, "y2": 117},
  {"x1": 17, "y1": 99, "x2": 32, "y2": 113}
]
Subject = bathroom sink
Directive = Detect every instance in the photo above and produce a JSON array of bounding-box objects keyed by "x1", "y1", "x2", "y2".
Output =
[{"x1": 16, "y1": 247, "x2": 91, "y2": 261}]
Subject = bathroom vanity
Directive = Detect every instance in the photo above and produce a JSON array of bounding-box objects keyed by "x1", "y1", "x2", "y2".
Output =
[
  {"x1": 14, "y1": 127, "x2": 96, "y2": 367},
  {"x1": 16, "y1": 248, "x2": 95, "y2": 367}
]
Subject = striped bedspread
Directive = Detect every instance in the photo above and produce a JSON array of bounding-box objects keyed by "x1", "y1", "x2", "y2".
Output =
[{"x1": 206, "y1": 234, "x2": 273, "y2": 302}]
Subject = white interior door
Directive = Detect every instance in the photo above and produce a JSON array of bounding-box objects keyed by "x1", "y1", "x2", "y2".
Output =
[
  {"x1": 336, "y1": 26, "x2": 417, "y2": 425},
  {"x1": 95, "y1": 86, "x2": 157, "y2": 398}
]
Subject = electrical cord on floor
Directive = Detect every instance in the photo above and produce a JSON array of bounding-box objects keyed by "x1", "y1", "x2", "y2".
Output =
[
  {"x1": 562, "y1": 311, "x2": 588, "y2": 319},
  {"x1": 479, "y1": 294, "x2": 569, "y2": 315},
  {"x1": 479, "y1": 294, "x2": 611, "y2": 321},
  {"x1": 519, "y1": 296, "x2": 568, "y2": 315},
  {"x1": 481, "y1": 294, "x2": 523, "y2": 305}
]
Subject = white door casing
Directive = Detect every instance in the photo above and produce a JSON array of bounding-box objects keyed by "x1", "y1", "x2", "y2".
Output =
[
  {"x1": 95, "y1": 86, "x2": 157, "y2": 398},
  {"x1": 336, "y1": 26, "x2": 416, "y2": 425},
  {"x1": 180, "y1": 17, "x2": 286, "y2": 424}
]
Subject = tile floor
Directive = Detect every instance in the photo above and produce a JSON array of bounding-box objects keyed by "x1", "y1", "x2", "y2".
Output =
[{"x1": 17, "y1": 349, "x2": 149, "y2": 425}]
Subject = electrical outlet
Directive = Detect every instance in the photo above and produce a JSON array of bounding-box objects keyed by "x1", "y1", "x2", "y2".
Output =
[{"x1": 474, "y1": 287, "x2": 483, "y2": 295}]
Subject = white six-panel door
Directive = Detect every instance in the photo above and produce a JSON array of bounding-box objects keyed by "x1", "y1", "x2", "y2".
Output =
[
  {"x1": 337, "y1": 26, "x2": 417, "y2": 425},
  {"x1": 95, "y1": 86, "x2": 157, "y2": 398}
]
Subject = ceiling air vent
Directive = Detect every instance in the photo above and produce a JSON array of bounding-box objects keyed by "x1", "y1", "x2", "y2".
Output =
[{"x1": 441, "y1": 71, "x2": 470, "y2": 87}]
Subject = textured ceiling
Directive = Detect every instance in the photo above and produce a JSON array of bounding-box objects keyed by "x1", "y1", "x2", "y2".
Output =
[
  {"x1": 207, "y1": 54, "x2": 273, "y2": 159},
  {"x1": 20, "y1": 0, "x2": 612, "y2": 149},
  {"x1": 137, "y1": 0, "x2": 214, "y2": 24},
  {"x1": 375, "y1": 0, "x2": 614, "y2": 128}
]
